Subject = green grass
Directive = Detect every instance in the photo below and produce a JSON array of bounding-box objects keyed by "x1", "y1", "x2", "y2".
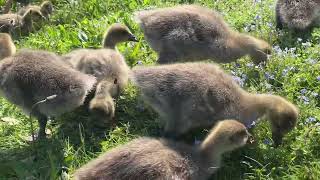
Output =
[{"x1": 0, "y1": 0, "x2": 319, "y2": 179}]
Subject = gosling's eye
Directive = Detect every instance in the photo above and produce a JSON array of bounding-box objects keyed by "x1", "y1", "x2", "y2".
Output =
[{"x1": 114, "y1": 78, "x2": 118, "y2": 84}]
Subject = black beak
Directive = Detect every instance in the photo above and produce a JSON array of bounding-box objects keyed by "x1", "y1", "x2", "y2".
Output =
[
  {"x1": 128, "y1": 34, "x2": 138, "y2": 42},
  {"x1": 247, "y1": 133, "x2": 255, "y2": 144}
]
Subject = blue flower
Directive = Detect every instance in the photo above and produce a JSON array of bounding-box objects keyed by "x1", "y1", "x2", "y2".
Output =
[
  {"x1": 263, "y1": 139, "x2": 272, "y2": 145},
  {"x1": 255, "y1": 15, "x2": 262, "y2": 20},
  {"x1": 300, "y1": 96, "x2": 310, "y2": 104},
  {"x1": 306, "y1": 117, "x2": 316, "y2": 123},
  {"x1": 317, "y1": 76, "x2": 320, "y2": 81},
  {"x1": 311, "y1": 92, "x2": 318, "y2": 97},
  {"x1": 232, "y1": 76, "x2": 244, "y2": 87},
  {"x1": 246, "y1": 63, "x2": 254, "y2": 68},
  {"x1": 300, "y1": 89, "x2": 307, "y2": 94},
  {"x1": 267, "y1": 22, "x2": 273, "y2": 28},
  {"x1": 302, "y1": 42, "x2": 312, "y2": 47},
  {"x1": 265, "y1": 72, "x2": 275, "y2": 80},
  {"x1": 306, "y1": 58, "x2": 316, "y2": 65},
  {"x1": 137, "y1": 60, "x2": 143, "y2": 65}
]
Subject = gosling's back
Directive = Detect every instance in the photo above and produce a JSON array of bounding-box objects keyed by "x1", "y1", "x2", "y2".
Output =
[
  {"x1": 74, "y1": 137, "x2": 203, "y2": 180},
  {"x1": 135, "y1": 5, "x2": 232, "y2": 62},
  {"x1": 0, "y1": 50, "x2": 96, "y2": 116}
]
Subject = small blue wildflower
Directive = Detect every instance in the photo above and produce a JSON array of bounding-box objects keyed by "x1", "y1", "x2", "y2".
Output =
[
  {"x1": 267, "y1": 22, "x2": 273, "y2": 28},
  {"x1": 241, "y1": 74, "x2": 247, "y2": 80},
  {"x1": 282, "y1": 68, "x2": 289, "y2": 76},
  {"x1": 137, "y1": 60, "x2": 143, "y2": 65},
  {"x1": 250, "y1": 25, "x2": 256, "y2": 31},
  {"x1": 246, "y1": 63, "x2": 254, "y2": 68},
  {"x1": 311, "y1": 92, "x2": 318, "y2": 97},
  {"x1": 263, "y1": 139, "x2": 272, "y2": 145},
  {"x1": 265, "y1": 72, "x2": 275, "y2": 80},
  {"x1": 194, "y1": 139, "x2": 201, "y2": 145},
  {"x1": 300, "y1": 89, "x2": 307, "y2": 94},
  {"x1": 232, "y1": 76, "x2": 244, "y2": 87},
  {"x1": 250, "y1": 121, "x2": 256, "y2": 127},
  {"x1": 306, "y1": 117, "x2": 316, "y2": 123},
  {"x1": 255, "y1": 15, "x2": 262, "y2": 20},
  {"x1": 307, "y1": 58, "x2": 316, "y2": 65},
  {"x1": 245, "y1": 121, "x2": 256, "y2": 129},
  {"x1": 317, "y1": 76, "x2": 320, "y2": 81},
  {"x1": 302, "y1": 42, "x2": 312, "y2": 47},
  {"x1": 244, "y1": 25, "x2": 250, "y2": 32},
  {"x1": 300, "y1": 96, "x2": 310, "y2": 104},
  {"x1": 254, "y1": 0, "x2": 262, "y2": 3}
]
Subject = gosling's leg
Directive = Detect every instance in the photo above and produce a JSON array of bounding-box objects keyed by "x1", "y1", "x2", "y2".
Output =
[{"x1": 36, "y1": 113, "x2": 48, "y2": 139}]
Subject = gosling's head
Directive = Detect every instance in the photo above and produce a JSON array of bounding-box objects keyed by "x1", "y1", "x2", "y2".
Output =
[
  {"x1": 266, "y1": 96, "x2": 299, "y2": 147},
  {"x1": 40, "y1": 1, "x2": 54, "y2": 19},
  {"x1": 201, "y1": 120, "x2": 251, "y2": 156},
  {"x1": 250, "y1": 38, "x2": 272, "y2": 64},
  {"x1": 0, "y1": 33, "x2": 16, "y2": 60},
  {"x1": 103, "y1": 23, "x2": 138, "y2": 49},
  {"x1": 23, "y1": 9, "x2": 45, "y2": 22}
]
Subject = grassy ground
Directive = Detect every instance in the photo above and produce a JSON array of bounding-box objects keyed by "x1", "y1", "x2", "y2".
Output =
[{"x1": 0, "y1": 0, "x2": 319, "y2": 179}]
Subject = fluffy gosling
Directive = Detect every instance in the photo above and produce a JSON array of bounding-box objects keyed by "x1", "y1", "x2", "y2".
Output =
[
  {"x1": 63, "y1": 23, "x2": 137, "y2": 126},
  {"x1": 134, "y1": 4, "x2": 271, "y2": 64},
  {"x1": 74, "y1": 120, "x2": 250, "y2": 180},
  {"x1": 0, "y1": 9, "x2": 44, "y2": 35},
  {"x1": 132, "y1": 62, "x2": 299, "y2": 146},
  {"x1": 0, "y1": 49, "x2": 96, "y2": 138},
  {"x1": 276, "y1": 0, "x2": 320, "y2": 32},
  {"x1": 18, "y1": 1, "x2": 54, "y2": 20},
  {"x1": 0, "y1": 33, "x2": 16, "y2": 60}
]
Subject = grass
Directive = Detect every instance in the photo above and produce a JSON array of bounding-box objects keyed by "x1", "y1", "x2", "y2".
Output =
[{"x1": 0, "y1": 0, "x2": 319, "y2": 179}]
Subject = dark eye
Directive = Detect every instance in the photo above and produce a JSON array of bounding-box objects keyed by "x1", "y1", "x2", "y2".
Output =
[{"x1": 114, "y1": 78, "x2": 118, "y2": 84}]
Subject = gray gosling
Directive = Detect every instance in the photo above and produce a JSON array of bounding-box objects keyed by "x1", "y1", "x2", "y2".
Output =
[
  {"x1": 74, "y1": 120, "x2": 250, "y2": 180},
  {"x1": 132, "y1": 63, "x2": 299, "y2": 146},
  {"x1": 0, "y1": 9, "x2": 44, "y2": 35},
  {"x1": 0, "y1": 49, "x2": 96, "y2": 138},
  {"x1": 63, "y1": 23, "x2": 137, "y2": 126},
  {"x1": 0, "y1": 33, "x2": 16, "y2": 60},
  {"x1": 276, "y1": 0, "x2": 320, "y2": 32},
  {"x1": 2, "y1": 0, "x2": 30, "y2": 14},
  {"x1": 134, "y1": 5, "x2": 271, "y2": 64},
  {"x1": 18, "y1": 1, "x2": 54, "y2": 20}
]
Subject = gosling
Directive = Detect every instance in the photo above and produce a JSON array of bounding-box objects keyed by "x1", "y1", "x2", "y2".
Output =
[
  {"x1": 63, "y1": 23, "x2": 137, "y2": 126},
  {"x1": 132, "y1": 62, "x2": 299, "y2": 146},
  {"x1": 18, "y1": 1, "x2": 54, "y2": 20},
  {"x1": 0, "y1": 9, "x2": 44, "y2": 35},
  {"x1": 0, "y1": 49, "x2": 96, "y2": 138},
  {"x1": 0, "y1": 33, "x2": 16, "y2": 60},
  {"x1": 134, "y1": 4, "x2": 271, "y2": 64},
  {"x1": 2, "y1": 0, "x2": 30, "y2": 14},
  {"x1": 276, "y1": 0, "x2": 320, "y2": 32},
  {"x1": 74, "y1": 120, "x2": 250, "y2": 180}
]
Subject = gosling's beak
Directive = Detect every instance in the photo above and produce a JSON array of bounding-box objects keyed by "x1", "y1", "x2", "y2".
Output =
[
  {"x1": 128, "y1": 34, "x2": 139, "y2": 42},
  {"x1": 247, "y1": 132, "x2": 255, "y2": 144}
]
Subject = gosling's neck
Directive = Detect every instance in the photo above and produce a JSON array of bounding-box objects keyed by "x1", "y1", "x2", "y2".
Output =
[
  {"x1": 229, "y1": 32, "x2": 258, "y2": 56},
  {"x1": 199, "y1": 129, "x2": 224, "y2": 165},
  {"x1": 239, "y1": 93, "x2": 277, "y2": 126},
  {"x1": 103, "y1": 35, "x2": 118, "y2": 49}
]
